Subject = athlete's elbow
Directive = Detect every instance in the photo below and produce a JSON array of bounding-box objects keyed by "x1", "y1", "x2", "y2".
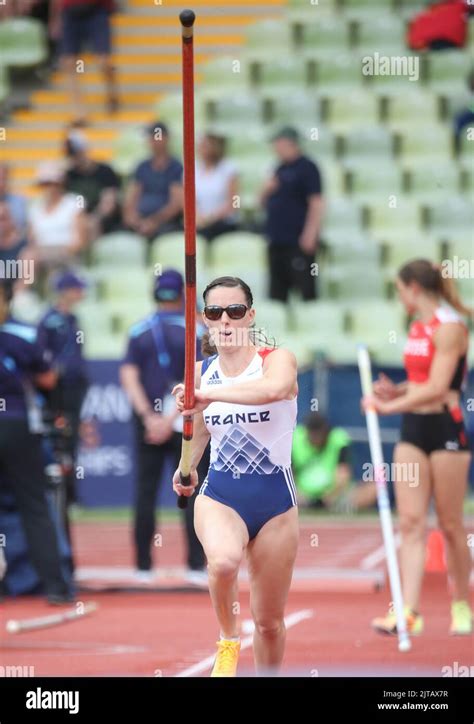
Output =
[
  {"x1": 266, "y1": 382, "x2": 292, "y2": 402},
  {"x1": 428, "y1": 383, "x2": 449, "y2": 402}
]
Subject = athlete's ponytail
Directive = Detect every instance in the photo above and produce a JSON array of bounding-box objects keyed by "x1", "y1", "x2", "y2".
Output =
[
  {"x1": 201, "y1": 276, "x2": 277, "y2": 356},
  {"x1": 398, "y1": 259, "x2": 473, "y2": 319}
]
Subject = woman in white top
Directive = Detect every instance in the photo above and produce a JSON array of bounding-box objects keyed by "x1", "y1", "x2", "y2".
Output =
[
  {"x1": 26, "y1": 161, "x2": 87, "y2": 267},
  {"x1": 172, "y1": 276, "x2": 299, "y2": 677},
  {"x1": 195, "y1": 134, "x2": 239, "y2": 242}
]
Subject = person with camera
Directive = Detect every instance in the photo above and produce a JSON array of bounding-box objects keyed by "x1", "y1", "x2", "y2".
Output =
[
  {"x1": 37, "y1": 270, "x2": 88, "y2": 525},
  {"x1": 0, "y1": 279, "x2": 73, "y2": 604}
]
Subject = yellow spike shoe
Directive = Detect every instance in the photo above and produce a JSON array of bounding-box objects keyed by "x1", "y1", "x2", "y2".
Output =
[
  {"x1": 450, "y1": 601, "x2": 473, "y2": 635},
  {"x1": 372, "y1": 606, "x2": 423, "y2": 636},
  {"x1": 210, "y1": 639, "x2": 241, "y2": 677}
]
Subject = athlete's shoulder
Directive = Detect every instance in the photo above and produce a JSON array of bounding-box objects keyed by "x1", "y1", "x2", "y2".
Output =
[
  {"x1": 259, "y1": 347, "x2": 297, "y2": 366},
  {"x1": 128, "y1": 314, "x2": 154, "y2": 339},
  {"x1": 200, "y1": 353, "x2": 218, "y2": 376},
  {"x1": 435, "y1": 305, "x2": 465, "y2": 326}
]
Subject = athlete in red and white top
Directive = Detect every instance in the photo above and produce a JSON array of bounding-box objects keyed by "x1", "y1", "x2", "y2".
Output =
[
  {"x1": 172, "y1": 276, "x2": 299, "y2": 676},
  {"x1": 363, "y1": 259, "x2": 472, "y2": 636}
]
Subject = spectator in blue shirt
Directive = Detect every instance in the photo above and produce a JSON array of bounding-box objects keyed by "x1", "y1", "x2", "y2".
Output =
[
  {"x1": 260, "y1": 127, "x2": 324, "y2": 303},
  {"x1": 120, "y1": 269, "x2": 208, "y2": 582},
  {"x1": 37, "y1": 270, "x2": 88, "y2": 516},
  {"x1": 123, "y1": 121, "x2": 183, "y2": 243},
  {"x1": 0, "y1": 278, "x2": 73, "y2": 603}
]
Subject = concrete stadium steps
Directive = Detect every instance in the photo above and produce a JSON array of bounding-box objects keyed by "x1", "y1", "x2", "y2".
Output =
[{"x1": 5, "y1": 2, "x2": 283, "y2": 196}]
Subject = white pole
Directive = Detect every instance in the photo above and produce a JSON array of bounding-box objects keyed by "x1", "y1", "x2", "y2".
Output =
[{"x1": 358, "y1": 345, "x2": 411, "y2": 652}]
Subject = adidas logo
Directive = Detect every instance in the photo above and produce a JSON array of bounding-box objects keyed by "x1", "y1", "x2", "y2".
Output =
[{"x1": 207, "y1": 370, "x2": 222, "y2": 385}]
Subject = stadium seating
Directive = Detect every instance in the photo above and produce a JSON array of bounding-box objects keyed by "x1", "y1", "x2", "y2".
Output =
[
  {"x1": 0, "y1": 18, "x2": 47, "y2": 68},
  {"x1": 91, "y1": 233, "x2": 148, "y2": 268}
]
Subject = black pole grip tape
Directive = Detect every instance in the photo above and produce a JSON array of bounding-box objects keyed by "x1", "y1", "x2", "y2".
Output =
[{"x1": 180, "y1": 9, "x2": 196, "y2": 27}]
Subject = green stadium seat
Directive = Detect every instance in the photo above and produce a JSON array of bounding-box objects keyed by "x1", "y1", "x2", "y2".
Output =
[
  {"x1": 84, "y1": 330, "x2": 126, "y2": 360},
  {"x1": 151, "y1": 232, "x2": 207, "y2": 277},
  {"x1": 316, "y1": 53, "x2": 363, "y2": 92},
  {"x1": 365, "y1": 54, "x2": 423, "y2": 94},
  {"x1": 342, "y1": 0, "x2": 395, "y2": 18},
  {"x1": 95, "y1": 268, "x2": 152, "y2": 302},
  {"x1": 320, "y1": 262, "x2": 384, "y2": 300},
  {"x1": 155, "y1": 91, "x2": 205, "y2": 127},
  {"x1": 324, "y1": 230, "x2": 379, "y2": 264},
  {"x1": 323, "y1": 90, "x2": 380, "y2": 129},
  {"x1": 209, "y1": 262, "x2": 268, "y2": 302},
  {"x1": 253, "y1": 57, "x2": 310, "y2": 91},
  {"x1": 322, "y1": 161, "x2": 345, "y2": 195},
  {"x1": 209, "y1": 232, "x2": 267, "y2": 268},
  {"x1": 91, "y1": 232, "x2": 147, "y2": 268},
  {"x1": 295, "y1": 124, "x2": 336, "y2": 160},
  {"x1": 292, "y1": 300, "x2": 349, "y2": 337},
  {"x1": 252, "y1": 300, "x2": 289, "y2": 341},
  {"x1": 0, "y1": 18, "x2": 47, "y2": 68},
  {"x1": 323, "y1": 197, "x2": 363, "y2": 234},
  {"x1": 395, "y1": 124, "x2": 452, "y2": 160},
  {"x1": 350, "y1": 300, "x2": 406, "y2": 339},
  {"x1": 459, "y1": 129, "x2": 474, "y2": 162},
  {"x1": 427, "y1": 51, "x2": 469, "y2": 95},
  {"x1": 268, "y1": 91, "x2": 320, "y2": 126},
  {"x1": 345, "y1": 162, "x2": 404, "y2": 198},
  {"x1": 300, "y1": 15, "x2": 350, "y2": 54},
  {"x1": 226, "y1": 127, "x2": 269, "y2": 158},
  {"x1": 355, "y1": 16, "x2": 407, "y2": 52},
  {"x1": 426, "y1": 197, "x2": 473, "y2": 236},
  {"x1": 381, "y1": 235, "x2": 442, "y2": 271},
  {"x1": 113, "y1": 127, "x2": 148, "y2": 176},
  {"x1": 106, "y1": 298, "x2": 153, "y2": 334},
  {"x1": 404, "y1": 161, "x2": 461, "y2": 199},
  {"x1": 0, "y1": 64, "x2": 10, "y2": 105},
  {"x1": 208, "y1": 94, "x2": 264, "y2": 126},
  {"x1": 386, "y1": 90, "x2": 439, "y2": 124},
  {"x1": 364, "y1": 196, "x2": 423, "y2": 235},
  {"x1": 200, "y1": 56, "x2": 251, "y2": 95},
  {"x1": 444, "y1": 237, "x2": 474, "y2": 260},
  {"x1": 236, "y1": 157, "x2": 273, "y2": 209},
  {"x1": 341, "y1": 126, "x2": 394, "y2": 162},
  {"x1": 245, "y1": 19, "x2": 293, "y2": 53}
]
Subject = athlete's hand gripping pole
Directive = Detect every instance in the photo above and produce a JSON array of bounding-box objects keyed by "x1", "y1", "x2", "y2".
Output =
[
  {"x1": 358, "y1": 345, "x2": 411, "y2": 652},
  {"x1": 177, "y1": 9, "x2": 197, "y2": 510}
]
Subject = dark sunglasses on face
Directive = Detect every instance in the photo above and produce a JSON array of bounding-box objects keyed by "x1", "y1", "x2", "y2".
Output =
[{"x1": 203, "y1": 304, "x2": 249, "y2": 321}]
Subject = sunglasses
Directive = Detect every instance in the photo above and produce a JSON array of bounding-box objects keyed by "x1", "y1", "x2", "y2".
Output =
[{"x1": 203, "y1": 304, "x2": 249, "y2": 321}]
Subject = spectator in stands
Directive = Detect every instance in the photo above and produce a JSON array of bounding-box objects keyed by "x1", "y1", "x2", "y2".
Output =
[
  {"x1": 0, "y1": 163, "x2": 28, "y2": 242},
  {"x1": 37, "y1": 270, "x2": 89, "y2": 532},
  {"x1": 292, "y1": 412, "x2": 376, "y2": 512},
  {"x1": 0, "y1": 202, "x2": 27, "y2": 264},
  {"x1": 64, "y1": 127, "x2": 122, "y2": 240},
  {"x1": 26, "y1": 161, "x2": 88, "y2": 273},
  {"x1": 50, "y1": 0, "x2": 118, "y2": 123},
  {"x1": 196, "y1": 132, "x2": 240, "y2": 242},
  {"x1": 0, "y1": 278, "x2": 74, "y2": 604},
  {"x1": 120, "y1": 269, "x2": 209, "y2": 584},
  {"x1": 123, "y1": 121, "x2": 183, "y2": 243},
  {"x1": 260, "y1": 127, "x2": 324, "y2": 303},
  {"x1": 453, "y1": 70, "x2": 474, "y2": 154}
]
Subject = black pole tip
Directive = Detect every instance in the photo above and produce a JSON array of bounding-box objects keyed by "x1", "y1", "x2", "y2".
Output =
[{"x1": 180, "y1": 9, "x2": 195, "y2": 27}]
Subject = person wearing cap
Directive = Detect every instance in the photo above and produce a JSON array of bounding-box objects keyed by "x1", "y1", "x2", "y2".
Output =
[
  {"x1": 26, "y1": 160, "x2": 88, "y2": 274},
  {"x1": 260, "y1": 126, "x2": 324, "y2": 303},
  {"x1": 0, "y1": 278, "x2": 74, "y2": 604},
  {"x1": 37, "y1": 269, "x2": 89, "y2": 521},
  {"x1": 120, "y1": 269, "x2": 208, "y2": 583},
  {"x1": 64, "y1": 127, "x2": 121, "y2": 241},
  {"x1": 123, "y1": 122, "x2": 183, "y2": 243}
]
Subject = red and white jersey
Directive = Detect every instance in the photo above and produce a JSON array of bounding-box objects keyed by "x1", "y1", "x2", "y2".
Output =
[
  {"x1": 200, "y1": 348, "x2": 297, "y2": 474},
  {"x1": 404, "y1": 306, "x2": 468, "y2": 389}
]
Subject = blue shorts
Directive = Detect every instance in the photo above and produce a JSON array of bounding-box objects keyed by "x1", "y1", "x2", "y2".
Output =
[
  {"x1": 199, "y1": 467, "x2": 297, "y2": 540},
  {"x1": 61, "y1": 7, "x2": 112, "y2": 57}
]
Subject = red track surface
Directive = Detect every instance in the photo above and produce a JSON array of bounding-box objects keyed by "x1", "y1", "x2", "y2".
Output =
[{"x1": 1, "y1": 520, "x2": 473, "y2": 677}]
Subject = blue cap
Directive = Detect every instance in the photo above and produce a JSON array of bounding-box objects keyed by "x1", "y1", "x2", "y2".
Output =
[
  {"x1": 53, "y1": 270, "x2": 87, "y2": 293},
  {"x1": 153, "y1": 268, "x2": 184, "y2": 301}
]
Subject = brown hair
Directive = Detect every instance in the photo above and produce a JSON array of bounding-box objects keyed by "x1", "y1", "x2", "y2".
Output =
[
  {"x1": 201, "y1": 276, "x2": 277, "y2": 356},
  {"x1": 398, "y1": 259, "x2": 473, "y2": 318}
]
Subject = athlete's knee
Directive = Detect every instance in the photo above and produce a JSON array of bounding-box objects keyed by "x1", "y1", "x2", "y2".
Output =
[
  {"x1": 253, "y1": 616, "x2": 285, "y2": 640},
  {"x1": 399, "y1": 513, "x2": 426, "y2": 539},
  {"x1": 438, "y1": 519, "x2": 463, "y2": 544},
  {"x1": 207, "y1": 552, "x2": 241, "y2": 580}
]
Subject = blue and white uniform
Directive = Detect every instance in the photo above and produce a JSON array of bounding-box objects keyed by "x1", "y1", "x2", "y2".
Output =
[{"x1": 199, "y1": 348, "x2": 298, "y2": 539}]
